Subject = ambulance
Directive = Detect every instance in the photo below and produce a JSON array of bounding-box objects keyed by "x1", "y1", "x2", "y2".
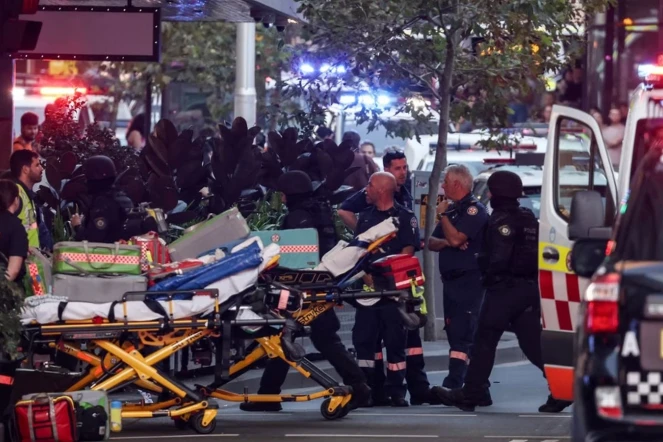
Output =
[{"x1": 538, "y1": 65, "x2": 663, "y2": 403}]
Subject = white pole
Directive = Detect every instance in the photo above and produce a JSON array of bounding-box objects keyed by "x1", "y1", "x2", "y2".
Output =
[{"x1": 234, "y1": 22, "x2": 257, "y2": 127}]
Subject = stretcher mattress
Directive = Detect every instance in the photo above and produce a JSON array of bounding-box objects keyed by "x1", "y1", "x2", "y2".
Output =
[{"x1": 21, "y1": 238, "x2": 280, "y2": 325}]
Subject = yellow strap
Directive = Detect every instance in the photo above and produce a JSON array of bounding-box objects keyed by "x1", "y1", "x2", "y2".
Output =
[{"x1": 411, "y1": 279, "x2": 427, "y2": 315}]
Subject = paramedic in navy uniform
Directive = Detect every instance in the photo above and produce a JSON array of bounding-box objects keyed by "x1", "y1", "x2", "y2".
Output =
[
  {"x1": 339, "y1": 151, "x2": 439, "y2": 406},
  {"x1": 427, "y1": 164, "x2": 489, "y2": 390},
  {"x1": 352, "y1": 172, "x2": 422, "y2": 407}
]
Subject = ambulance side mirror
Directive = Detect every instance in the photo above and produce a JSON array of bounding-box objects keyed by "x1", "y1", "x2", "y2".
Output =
[
  {"x1": 568, "y1": 191, "x2": 610, "y2": 240},
  {"x1": 570, "y1": 238, "x2": 608, "y2": 278}
]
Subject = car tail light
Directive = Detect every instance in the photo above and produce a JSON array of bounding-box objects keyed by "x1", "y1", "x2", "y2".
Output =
[
  {"x1": 595, "y1": 386, "x2": 623, "y2": 419},
  {"x1": 585, "y1": 273, "x2": 620, "y2": 333}
]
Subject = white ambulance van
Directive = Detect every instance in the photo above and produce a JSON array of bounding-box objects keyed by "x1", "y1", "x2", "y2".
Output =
[{"x1": 539, "y1": 69, "x2": 663, "y2": 401}]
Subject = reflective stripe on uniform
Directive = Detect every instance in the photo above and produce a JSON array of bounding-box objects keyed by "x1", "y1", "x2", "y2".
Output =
[
  {"x1": 406, "y1": 347, "x2": 423, "y2": 356},
  {"x1": 449, "y1": 350, "x2": 468, "y2": 361},
  {"x1": 387, "y1": 362, "x2": 406, "y2": 371},
  {"x1": 358, "y1": 359, "x2": 375, "y2": 368}
]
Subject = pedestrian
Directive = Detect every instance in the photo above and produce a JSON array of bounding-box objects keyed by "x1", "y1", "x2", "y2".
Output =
[
  {"x1": 12, "y1": 112, "x2": 40, "y2": 153},
  {"x1": 9, "y1": 150, "x2": 45, "y2": 249},
  {"x1": 0, "y1": 179, "x2": 28, "y2": 283},
  {"x1": 360, "y1": 141, "x2": 376, "y2": 158},
  {"x1": 352, "y1": 172, "x2": 421, "y2": 407},
  {"x1": 342, "y1": 131, "x2": 380, "y2": 192},
  {"x1": 339, "y1": 150, "x2": 439, "y2": 405},
  {"x1": 70, "y1": 156, "x2": 134, "y2": 243},
  {"x1": 240, "y1": 171, "x2": 371, "y2": 412},
  {"x1": 432, "y1": 170, "x2": 572, "y2": 413},
  {"x1": 427, "y1": 164, "x2": 489, "y2": 390}
]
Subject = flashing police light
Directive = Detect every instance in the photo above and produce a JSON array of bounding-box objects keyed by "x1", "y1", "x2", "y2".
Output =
[
  {"x1": 339, "y1": 93, "x2": 393, "y2": 108},
  {"x1": 299, "y1": 62, "x2": 347, "y2": 76},
  {"x1": 638, "y1": 61, "x2": 663, "y2": 86}
]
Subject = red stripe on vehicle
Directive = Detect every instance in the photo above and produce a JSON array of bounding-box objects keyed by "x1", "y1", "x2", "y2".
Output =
[
  {"x1": 556, "y1": 300, "x2": 572, "y2": 331},
  {"x1": 539, "y1": 270, "x2": 555, "y2": 300},
  {"x1": 566, "y1": 273, "x2": 581, "y2": 302}
]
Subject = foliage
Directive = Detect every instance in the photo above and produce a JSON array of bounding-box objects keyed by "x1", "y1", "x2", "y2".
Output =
[
  {"x1": 0, "y1": 278, "x2": 25, "y2": 359},
  {"x1": 291, "y1": 0, "x2": 611, "y2": 339},
  {"x1": 79, "y1": 22, "x2": 291, "y2": 129},
  {"x1": 246, "y1": 192, "x2": 288, "y2": 231}
]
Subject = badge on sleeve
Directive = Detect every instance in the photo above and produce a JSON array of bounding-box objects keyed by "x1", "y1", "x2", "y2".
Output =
[
  {"x1": 467, "y1": 206, "x2": 478, "y2": 216},
  {"x1": 498, "y1": 225, "x2": 511, "y2": 236},
  {"x1": 94, "y1": 217, "x2": 107, "y2": 230},
  {"x1": 410, "y1": 216, "x2": 418, "y2": 228}
]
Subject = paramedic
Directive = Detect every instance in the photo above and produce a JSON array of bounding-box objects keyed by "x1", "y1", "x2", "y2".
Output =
[
  {"x1": 9, "y1": 150, "x2": 46, "y2": 249},
  {"x1": 353, "y1": 172, "x2": 419, "y2": 407},
  {"x1": 428, "y1": 164, "x2": 488, "y2": 390},
  {"x1": 339, "y1": 150, "x2": 438, "y2": 406},
  {"x1": 432, "y1": 170, "x2": 572, "y2": 413},
  {"x1": 240, "y1": 171, "x2": 370, "y2": 412},
  {"x1": 70, "y1": 156, "x2": 134, "y2": 243},
  {"x1": 0, "y1": 180, "x2": 28, "y2": 283}
]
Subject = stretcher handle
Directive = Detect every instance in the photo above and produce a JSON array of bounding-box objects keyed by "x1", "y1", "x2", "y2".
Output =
[
  {"x1": 366, "y1": 232, "x2": 398, "y2": 253},
  {"x1": 122, "y1": 288, "x2": 220, "y2": 302}
]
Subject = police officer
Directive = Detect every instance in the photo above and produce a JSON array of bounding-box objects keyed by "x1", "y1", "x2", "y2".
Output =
[
  {"x1": 352, "y1": 172, "x2": 421, "y2": 407},
  {"x1": 428, "y1": 164, "x2": 489, "y2": 390},
  {"x1": 433, "y1": 170, "x2": 572, "y2": 413},
  {"x1": 71, "y1": 156, "x2": 134, "y2": 243},
  {"x1": 240, "y1": 171, "x2": 371, "y2": 412}
]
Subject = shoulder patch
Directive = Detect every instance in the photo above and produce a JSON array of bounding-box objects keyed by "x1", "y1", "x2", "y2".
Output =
[
  {"x1": 467, "y1": 206, "x2": 478, "y2": 216},
  {"x1": 498, "y1": 225, "x2": 511, "y2": 236},
  {"x1": 94, "y1": 217, "x2": 107, "y2": 230},
  {"x1": 410, "y1": 216, "x2": 418, "y2": 228}
]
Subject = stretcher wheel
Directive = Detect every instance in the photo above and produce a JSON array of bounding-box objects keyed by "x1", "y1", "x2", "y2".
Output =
[
  {"x1": 190, "y1": 412, "x2": 217, "y2": 434},
  {"x1": 320, "y1": 398, "x2": 347, "y2": 420}
]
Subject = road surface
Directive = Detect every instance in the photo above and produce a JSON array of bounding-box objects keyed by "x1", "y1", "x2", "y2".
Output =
[{"x1": 111, "y1": 361, "x2": 573, "y2": 442}]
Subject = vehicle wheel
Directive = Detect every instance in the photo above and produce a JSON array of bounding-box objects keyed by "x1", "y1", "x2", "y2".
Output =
[
  {"x1": 189, "y1": 412, "x2": 217, "y2": 434},
  {"x1": 320, "y1": 398, "x2": 346, "y2": 420},
  {"x1": 571, "y1": 405, "x2": 587, "y2": 442},
  {"x1": 172, "y1": 417, "x2": 189, "y2": 431}
]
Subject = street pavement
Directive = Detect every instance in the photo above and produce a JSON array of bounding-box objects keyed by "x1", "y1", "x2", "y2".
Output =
[{"x1": 112, "y1": 361, "x2": 573, "y2": 442}]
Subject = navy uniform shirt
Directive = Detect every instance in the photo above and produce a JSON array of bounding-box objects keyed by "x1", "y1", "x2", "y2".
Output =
[
  {"x1": 432, "y1": 193, "x2": 489, "y2": 276},
  {"x1": 341, "y1": 185, "x2": 414, "y2": 212},
  {"x1": 356, "y1": 203, "x2": 420, "y2": 261}
]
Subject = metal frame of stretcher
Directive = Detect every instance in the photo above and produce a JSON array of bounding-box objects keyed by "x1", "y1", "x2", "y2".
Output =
[{"x1": 18, "y1": 232, "x2": 418, "y2": 433}]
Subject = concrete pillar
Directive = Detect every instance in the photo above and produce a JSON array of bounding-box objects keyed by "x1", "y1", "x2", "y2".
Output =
[
  {"x1": 234, "y1": 22, "x2": 257, "y2": 127},
  {"x1": 0, "y1": 57, "x2": 14, "y2": 170}
]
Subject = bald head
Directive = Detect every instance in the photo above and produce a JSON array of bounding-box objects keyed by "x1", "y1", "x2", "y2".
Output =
[{"x1": 366, "y1": 172, "x2": 397, "y2": 207}]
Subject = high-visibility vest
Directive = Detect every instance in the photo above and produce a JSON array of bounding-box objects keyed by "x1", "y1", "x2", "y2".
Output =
[{"x1": 17, "y1": 184, "x2": 40, "y2": 249}]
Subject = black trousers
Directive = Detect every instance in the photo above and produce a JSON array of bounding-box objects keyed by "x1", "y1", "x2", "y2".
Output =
[
  {"x1": 373, "y1": 328, "x2": 430, "y2": 399},
  {"x1": 463, "y1": 279, "x2": 544, "y2": 398},
  {"x1": 257, "y1": 308, "x2": 366, "y2": 394}
]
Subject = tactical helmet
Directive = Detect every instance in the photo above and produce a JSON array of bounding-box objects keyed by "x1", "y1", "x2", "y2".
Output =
[
  {"x1": 487, "y1": 170, "x2": 523, "y2": 199},
  {"x1": 83, "y1": 155, "x2": 117, "y2": 181},
  {"x1": 277, "y1": 170, "x2": 313, "y2": 196}
]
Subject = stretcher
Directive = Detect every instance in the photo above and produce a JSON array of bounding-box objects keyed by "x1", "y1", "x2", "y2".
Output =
[{"x1": 17, "y1": 218, "x2": 423, "y2": 433}]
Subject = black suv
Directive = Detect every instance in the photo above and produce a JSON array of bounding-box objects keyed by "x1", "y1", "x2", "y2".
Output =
[{"x1": 570, "y1": 145, "x2": 663, "y2": 441}]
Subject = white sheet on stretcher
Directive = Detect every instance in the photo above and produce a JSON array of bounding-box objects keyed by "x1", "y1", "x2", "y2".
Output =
[{"x1": 20, "y1": 240, "x2": 280, "y2": 325}]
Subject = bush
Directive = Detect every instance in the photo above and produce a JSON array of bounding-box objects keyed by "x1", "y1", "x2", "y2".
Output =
[{"x1": 0, "y1": 279, "x2": 25, "y2": 360}]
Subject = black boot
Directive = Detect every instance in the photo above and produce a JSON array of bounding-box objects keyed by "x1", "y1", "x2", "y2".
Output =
[
  {"x1": 430, "y1": 386, "x2": 478, "y2": 412},
  {"x1": 390, "y1": 396, "x2": 409, "y2": 407},
  {"x1": 538, "y1": 395, "x2": 572, "y2": 413},
  {"x1": 442, "y1": 358, "x2": 467, "y2": 389},
  {"x1": 410, "y1": 388, "x2": 446, "y2": 406}
]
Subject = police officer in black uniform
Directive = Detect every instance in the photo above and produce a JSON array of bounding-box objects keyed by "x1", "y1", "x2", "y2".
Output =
[
  {"x1": 433, "y1": 170, "x2": 572, "y2": 413},
  {"x1": 70, "y1": 156, "x2": 134, "y2": 243},
  {"x1": 428, "y1": 164, "x2": 489, "y2": 390},
  {"x1": 352, "y1": 172, "x2": 422, "y2": 407},
  {"x1": 240, "y1": 171, "x2": 371, "y2": 412}
]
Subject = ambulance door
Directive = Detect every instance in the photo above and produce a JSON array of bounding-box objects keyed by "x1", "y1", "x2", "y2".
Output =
[{"x1": 538, "y1": 105, "x2": 617, "y2": 401}]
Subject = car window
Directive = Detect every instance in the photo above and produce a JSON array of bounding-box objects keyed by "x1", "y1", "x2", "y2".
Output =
[{"x1": 554, "y1": 118, "x2": 610, "y2": 221}]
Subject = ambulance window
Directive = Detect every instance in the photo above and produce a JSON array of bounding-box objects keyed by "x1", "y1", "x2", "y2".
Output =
[{"x1": 554, "y1": 118, "x2": 609, "y2": 222}]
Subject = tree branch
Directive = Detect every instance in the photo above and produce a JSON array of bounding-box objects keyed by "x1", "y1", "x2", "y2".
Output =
[{"x1": 386, "y1": 53, "x2": 442, "y2": 100}]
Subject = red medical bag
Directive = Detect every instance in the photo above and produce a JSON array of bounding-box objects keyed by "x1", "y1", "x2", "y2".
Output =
[
  {"x1": 370, "y1": 254, "x2": 424, "y2": 290},
  {"x1": 14, "y1": 395, "x2": 77, "y2": 442},
  {"x1": 131, "y1": 232, "x2": 171, "y2": 272}
]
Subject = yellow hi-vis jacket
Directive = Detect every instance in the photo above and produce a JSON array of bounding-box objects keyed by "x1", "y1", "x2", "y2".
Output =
[{"x1": 17, "y1": 183, "x2": 40, "y2": 249}]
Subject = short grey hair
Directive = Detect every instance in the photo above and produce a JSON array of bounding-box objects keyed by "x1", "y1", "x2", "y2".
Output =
[{"x1": 444, "y1": 164, "x2": 474, "y2": 191}]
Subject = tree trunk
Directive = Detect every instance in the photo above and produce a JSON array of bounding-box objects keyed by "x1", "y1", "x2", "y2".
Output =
[{"x1": 422, "y1": 37, "x2": 456, "y2": 341}]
